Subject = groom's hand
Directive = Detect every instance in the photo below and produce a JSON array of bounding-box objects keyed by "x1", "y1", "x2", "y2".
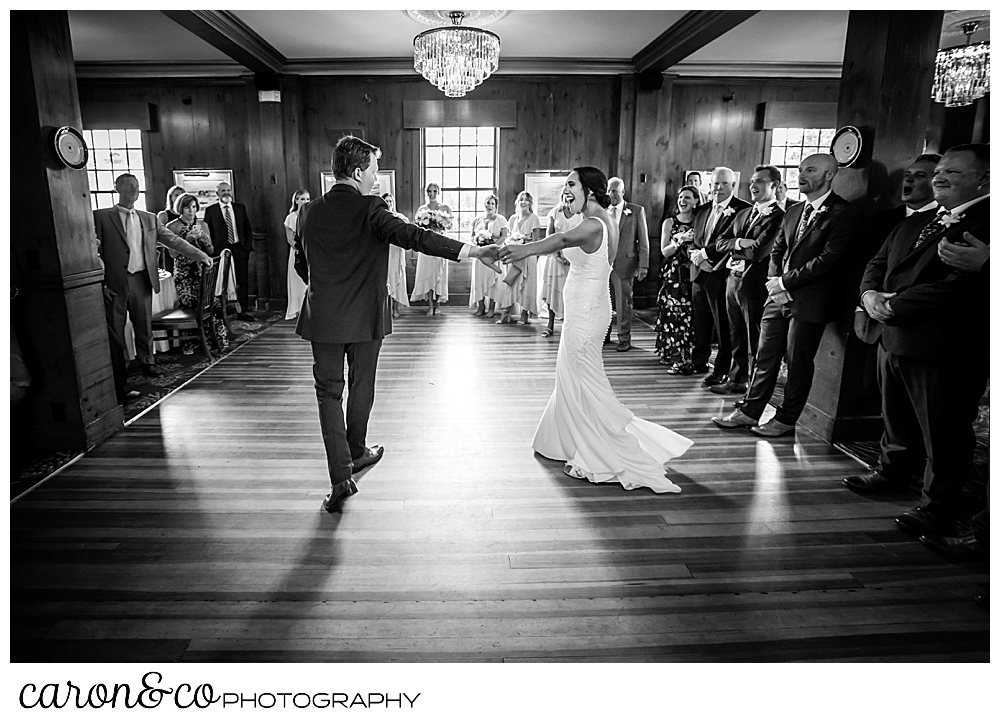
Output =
[{"x1": 471, "y1": 244, "x2": 502, "y2": 273}]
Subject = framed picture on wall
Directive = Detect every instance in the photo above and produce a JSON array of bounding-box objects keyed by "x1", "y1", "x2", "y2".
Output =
[
  {"x1": 524, "y1": 171, "x2": 571, "y2": 220},
  {"x1": 321, "y1": 170, "x2": 396, "y2": 200},
  {"x1": 683, "y1": 169, "x2": 741, "y2": 205},
  {"x1": 321, "y1": 172, "x2": 335, "y2": 195},
  {"x1": 172, "y1": 169, "x2": 233, "y2": 219}
]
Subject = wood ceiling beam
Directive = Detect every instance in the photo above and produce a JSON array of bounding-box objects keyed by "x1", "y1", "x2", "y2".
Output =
[
  {"x1": 632, "y1": 10, "x2": 760, "y2": 74},
  {"x1": 161, "y1": 10, "x2": 286, "y2": 75}
]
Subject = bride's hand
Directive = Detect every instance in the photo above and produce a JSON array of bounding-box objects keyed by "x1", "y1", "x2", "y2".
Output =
[
  {"x1": 498, "y1": 243, "x2": 532, "y2": 264},
  {"x1": 470, "y1": 244, "x2": 502, "y2": 273}
]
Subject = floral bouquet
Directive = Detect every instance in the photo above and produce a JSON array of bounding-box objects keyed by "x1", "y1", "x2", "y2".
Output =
[
  {"x1": 415, "y1": 207, "x2": 453, "y2": 232},
  {"x1": 473, "y1": 228, "x2": 494, "y2": 247}
]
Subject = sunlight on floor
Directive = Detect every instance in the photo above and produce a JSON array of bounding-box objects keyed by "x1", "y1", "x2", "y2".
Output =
[{"x1": 746, "y1": 441, "x2": 791, "y2": 529}]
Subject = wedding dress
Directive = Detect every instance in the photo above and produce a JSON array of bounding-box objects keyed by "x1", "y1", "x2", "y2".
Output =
[{"x1": 532, "y1": 216, "x2": 693, "y2": 493}]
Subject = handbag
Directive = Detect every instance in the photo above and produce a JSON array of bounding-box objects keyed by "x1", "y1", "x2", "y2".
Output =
[{"x1": 853, "y1": 307, "x2": 882, "y2": 345}]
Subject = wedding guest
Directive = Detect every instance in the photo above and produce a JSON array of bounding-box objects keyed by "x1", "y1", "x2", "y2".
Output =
[
  {"x1": 712, "y1": 154, "x2": 861, "y2": 437},
  {"x1": 775, "y1": 181, "x2": 789, "y2": 211},
  {"x1": 539, "y1": 197, "x2": 580, "y2": 337},
  {"x1": 382, "y1": 192, "x2": 410, "y2": 319},
  {"x1": 470, "y1": 194, "x2": 508, "y2": 317},
  {"x1": 410, "y1": 182, "x2": 451, "y2": 316},
  {"x1": 605, "y1": 177, "x2": 650, "y2": 351},
  {"x1": 847, "y1": 145, "x2": 989, "y2": 537},
  {"x1": 284, "y1": 189, "x2": 310, "y2": 321},
  {"x1": 167, "y1": 193, "x2": 227, "y2": 354},
  {"x1": 157, "y1": 184, "x2": 185, "y2": 226},
  {"x1": 507, "y1": 190, "x2": 541, "y2": 325},
  {"x1": 205, "y1": 182, "x2": 255, "y2": 321},
  {"x1": 656, "y1": 185, "x2": 698, "y2": 370}
]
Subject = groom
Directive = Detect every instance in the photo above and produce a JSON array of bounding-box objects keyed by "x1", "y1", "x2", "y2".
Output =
[{"x1": 297, "y1": 135, "x2": 500, "y2": 511}]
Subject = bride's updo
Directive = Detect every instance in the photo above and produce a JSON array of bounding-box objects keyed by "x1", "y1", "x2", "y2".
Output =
[{"x1": 573, "y1": 166, "x2": 611, "y2": 208}]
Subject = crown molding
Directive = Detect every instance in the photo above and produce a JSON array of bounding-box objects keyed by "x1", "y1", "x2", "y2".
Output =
[
  {"x1": 289, "y1": 57, "x2": 635, "y2": 76},
  {"x1": 75, "y1": 61, "x2": 250, "y2": 81},
  {"x1": 670, "y1": 61, "x2": 843, "y2": 80}
]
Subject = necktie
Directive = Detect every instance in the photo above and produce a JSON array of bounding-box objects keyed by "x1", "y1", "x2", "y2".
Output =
[
  {"x1": 224, "y1": 205, "x2": 236, "y2": 247},
  {"x1": 611, "y1": 206, "x2": 618, "y2": 222},
  {"x1": 913, "y1": 209, "x2": 948, "y2": 249},
  {"x1": 706, "y1": 205, "x2": 722, "y2": 239},
  {"x1": 796, "y1": 203, "x2": 814, "y2": 241},
  {"x1": 126, "y1": 210, "x2": 143, "y2": 274}
]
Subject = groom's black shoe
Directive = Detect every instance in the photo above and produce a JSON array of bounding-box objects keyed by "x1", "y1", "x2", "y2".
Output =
[
  {"x1": 352, "y1": 444, "x2": 384, "y2": 473},
  {"x1": 323, "y1": 479, "x2": 358, "y2": 512}
]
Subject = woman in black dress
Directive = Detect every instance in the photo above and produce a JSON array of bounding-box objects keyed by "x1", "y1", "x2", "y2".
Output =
[{"x1": 655, "y1": 185, "x2": 700, "y2": 373}]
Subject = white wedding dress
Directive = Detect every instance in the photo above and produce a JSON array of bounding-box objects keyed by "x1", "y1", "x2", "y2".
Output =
[{"x1": 532, "y1": 216, "x2": 693, "y2": 493}]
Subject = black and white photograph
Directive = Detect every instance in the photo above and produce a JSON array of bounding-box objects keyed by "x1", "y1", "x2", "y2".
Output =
[{"x1": 9, "y1": 4, "x2": 991, "y2": 719}]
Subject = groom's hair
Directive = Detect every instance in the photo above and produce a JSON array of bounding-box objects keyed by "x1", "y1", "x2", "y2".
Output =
[
  {"x1": 574, "y1": 167, "x2": 611, "y2": 208},
  {"x1": 332, "y1": 135, "x2": 381, "y2": 180}
]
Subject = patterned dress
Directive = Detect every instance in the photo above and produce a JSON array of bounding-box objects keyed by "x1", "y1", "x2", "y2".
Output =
[
  {"x1": 167, "y1": 219, "x2": 228, "y2": 352},
  {"x1": 654, "y1": 216, "x2": 694, "y2": 367}
]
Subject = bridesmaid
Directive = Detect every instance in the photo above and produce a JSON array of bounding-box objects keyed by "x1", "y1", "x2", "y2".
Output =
[
  {"x1": 505, "y1": 190, "x2": 541, "y2": 325},
  {"x1": 382, "y1": 192, "x2": 410, "y2": 319},
  {"x1": 470, "y1": 194, "x2": 508, "y2": 317},
  {"x1": 539, "y1": 197, "x2": 581, "y2": 337},
  {"x1": 655, "y1": 185, "x2": 699, "y2": 373},
  {"x1": 283, "y1": 188, "x2": 310, "y2": 321},
  {"x1": 410, "y1": 182, "x2": 451, "y2": 316}
]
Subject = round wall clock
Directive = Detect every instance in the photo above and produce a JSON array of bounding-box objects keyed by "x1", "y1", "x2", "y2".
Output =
[
  {"x1": 830, "y1": 126, "x2": 862, "y2": 168},
  {"x1": 53, "y1": 126, "x2": 89, "y2": 170}
]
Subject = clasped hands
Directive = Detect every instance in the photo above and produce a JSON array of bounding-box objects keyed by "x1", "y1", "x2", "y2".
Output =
[
  {"x1": 496, "y1": 243, "x2": 531, "y2": 265},
  {"x1": 765, "y1": 276, "x2": 792, "y2": 306},
  {"x1": 472, "y1": 244, "x2": 503, "y2": 273},
  {"x1": 688, "y1": 248, "x2": 714, "y2": 273}
]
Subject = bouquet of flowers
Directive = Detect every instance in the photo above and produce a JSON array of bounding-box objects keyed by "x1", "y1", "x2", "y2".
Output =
[
  {"x1": 506, "y1": 231, "x2": 530, "y2": 246},
  {"x1": 473, "y1": 228, "x2": 494, "y2": 247},
  {"x1": 415, "y1": 207, "x2": 453, "y2": 232}
]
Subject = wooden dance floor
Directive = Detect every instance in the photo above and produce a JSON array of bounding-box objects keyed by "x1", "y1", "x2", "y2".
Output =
[{"x1": 10, "y1": 309, "x2": 989, "y2": 662}]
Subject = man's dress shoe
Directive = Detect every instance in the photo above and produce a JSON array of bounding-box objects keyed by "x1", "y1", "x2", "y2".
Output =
[
  {"x1": 352, "y1": 444, "x2": 385, "y2": 473},
  {"x1": 712, "y1": 409, "x2": 758, "y2": 429},
  {"x1": 750, "y1": 419, "x2": 795, "y2": 438},
  {"x1": 323, "y1": 479, "x2": 358, "y2": 512},
  {"x1": 710, "y1": 380, "x2": 747, "y2": 394},
  {"x1": 843, "y1": 469, "x2": 908, "y2": 494},
  {"x1": 142, "y1": 364, "x2": 163, "y2": 377},
  {"x1": 895, "y1": 506, "x2": 955, "y2": 537},
  {"x1": 615, "y1": 341, "x2": 632, "y2": 352},
  {"x1": 919, "y1": 532, "x2": 985, "y2": 561},
  {"x1": 237, "y1": 312, "x2": 255, "y2": 322},
  {"x1": 702, "y1": 374, "x2": 727, "y2": 387}
]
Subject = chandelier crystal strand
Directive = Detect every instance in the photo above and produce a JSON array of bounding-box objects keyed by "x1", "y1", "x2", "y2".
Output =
[
  {"x1": 932, "y1": 42, "x2": 991, "y2": 107},
  {"x1": 413, "y1": 12, "x2": 500, "y2": 98}
]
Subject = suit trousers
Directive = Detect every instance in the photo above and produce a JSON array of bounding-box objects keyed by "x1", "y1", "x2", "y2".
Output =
[
  {"x1": 311, "y1": 340, "x2": 382, "y2": 485},
  {"x1": 725, "y1": 272, "x2": 768, "y2": 383},
  {"x1": 104, "y1": 271, "x2": 154, "y2": 402},
  {"x1": 609, "y1": 270, "x2": 634, "y2": 343},
  {"x1": 691, "y1": 269, "x2": 731, "y2": 372},
  {"x1": 741, "y1": 300, "x2": 826, "y2": 425},
  {"x1": 877, "y1": 346, "x2": 987, "y2": 520}
]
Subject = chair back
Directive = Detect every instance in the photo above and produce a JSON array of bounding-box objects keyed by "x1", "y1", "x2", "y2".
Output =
[{"x1": 196, "y1": 258, "x2": 222, "y2": 328}]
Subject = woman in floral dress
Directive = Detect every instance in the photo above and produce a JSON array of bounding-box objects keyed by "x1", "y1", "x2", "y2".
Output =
[{"x1": 655, "y1": 185, "x2": 700, "y2": 372}]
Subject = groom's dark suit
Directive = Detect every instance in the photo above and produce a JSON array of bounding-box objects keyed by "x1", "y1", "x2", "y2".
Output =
[
  {"x1": 296, "y1": 184, "x2": 465, "y2": 485},
  {"x1": 860, "y1": 198, "x2": 989, "y2": 521},
  {"x1": 740, "y1": 192, "x2": 861, "y2": 424}
]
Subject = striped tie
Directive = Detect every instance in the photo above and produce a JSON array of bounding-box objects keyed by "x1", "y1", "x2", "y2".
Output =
[
  {"x1": 913, "y1": 210, "x2": 947, "y2": 250},
  {"x1": 224, "y1": 205, "x2": 236, "y2": 247},
  {"x1": 796, "y1": 203, "x2": 814, "y2": 241}
]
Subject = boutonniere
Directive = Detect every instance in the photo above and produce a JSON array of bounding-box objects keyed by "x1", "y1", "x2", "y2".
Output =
[
  {"x1": 939, "y1": 211, "x2": 965, "y2": 228},
  {"x1": 721, "y1": 206, "x2": 735, "y2": 217},
  {"x1": 623, "y1": 207, "x2": 632, "y2": 216},
  {"x1": 760, "y1": 205, "x2": 775, "y2": 217},
  {"x1": 812, "y1": 206, "x2": 829, "y2": 221}
]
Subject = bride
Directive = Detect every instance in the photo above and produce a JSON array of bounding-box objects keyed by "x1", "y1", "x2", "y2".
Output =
[{"x1": 498, "y1": 167, "x2": 692, "y2": 493}]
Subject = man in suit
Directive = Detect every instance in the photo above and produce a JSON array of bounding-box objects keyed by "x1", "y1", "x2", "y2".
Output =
[
  {"x1": 775, "y1": 181, "x2": 789, "y2": 212},
  {"x1": 205, "y1": 181, "x2": 255, "y2": 321},
  {"x1": 711, "y1": 165, "x2": 785, "y2": 394},
  {"x1": 712, "y1": 154, "x2": 861, "y2": 437},
  {"x1": 94, "y1": 173, "x2": 213, "y2": 403},
  {"x1": 845, "y1": 144, "x2": 989, "y2": 537},
  {"x1": 605, "y1": 177, "x2": 650, "y2": 352},
  {"x1": 298, "y1": 135, "x2": 500, "y2": 512},
  {"x1": 684, "y1": 166, "x2": 751, "y2": 385},
  {"x1": 866, "y1": 154, "x2": 941, "y2": 265}
]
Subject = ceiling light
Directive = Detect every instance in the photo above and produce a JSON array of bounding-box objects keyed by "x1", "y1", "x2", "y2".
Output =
[
  {"x1": 932, "y1": 21, "x2": 990, "y2": 107},
  {"x1": 413, "y1": 11, "x2": 500, "y2": 98}
]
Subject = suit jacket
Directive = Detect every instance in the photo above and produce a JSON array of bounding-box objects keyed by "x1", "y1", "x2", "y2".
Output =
[
  {"x1": 296, "y1": 185, "x2": 466, "y2": 343},
  {"x1": 204, "y1": 201, "x2": 253, "y2": 253},
  {"x1": 692, "y1": 196, "x2": 752, "y2": 281},
  {"x1": 611, "y1": 202, "x2": 650, "y2": 277},
  {"x1": 715, "y1": 202, "x2": 785, "y2": 287},
  {"x1": 769, "y1": 192, "x2": 861, "y2": 323},
  {"x1": 93, "y1": 206, "x2": 201, "y2": 295},
  {"x1": 860, "y1": 200, "x2": 989, "y2": 366}
]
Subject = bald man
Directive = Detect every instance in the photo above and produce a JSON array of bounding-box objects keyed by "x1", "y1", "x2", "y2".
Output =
[{"x1": 713, "y1": 153, "x2": 861, "y2": 437}]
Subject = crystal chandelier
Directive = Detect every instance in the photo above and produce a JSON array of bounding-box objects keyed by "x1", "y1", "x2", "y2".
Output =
[
  {"x1": 413, "y1": 11, "x2": 500, "y2": 98},
  {"x1": 932, "y1": 21, "x2": 990, "y2": 107}
]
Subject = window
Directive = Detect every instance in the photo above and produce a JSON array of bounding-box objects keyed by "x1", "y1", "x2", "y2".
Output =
[
  {"x1": 769, "y1": 127, "x2": 835, "y2": 202},
  {"x1": 83, "y1": 129, "x2": 147, "y2": 211},
  {"x1": 423, "y1": 127, "x2": 498, "y2": 243}
]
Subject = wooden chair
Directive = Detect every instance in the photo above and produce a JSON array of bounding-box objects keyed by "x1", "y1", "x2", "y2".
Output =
[
  {"x1": 151, "y1": 257, "x2": 222, "y2": 360},
  {"x1": 216, "y1": 248, "x2": 235, "y2": 339}
]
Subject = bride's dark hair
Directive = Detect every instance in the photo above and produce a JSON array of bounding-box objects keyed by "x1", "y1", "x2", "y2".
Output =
[{"x1": 573, "y1": 166, "x2": 611, "y2": 208}]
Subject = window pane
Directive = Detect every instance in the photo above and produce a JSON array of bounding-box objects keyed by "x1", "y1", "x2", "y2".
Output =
[
  {"x1": 135, "y1": 195, "x2": 146, "y2": 212},
  {"x1": 772, "y1": 128, "x2": 787, "y2": 146},
  {"x1": 443, "y1": 167, "x2": 459, "y2": 187},
  {"x1": 443, "y1": 127, "x2": 460, "y2": 144},
  {"x1": 441, "y1": 190, "x2": 459, "y2": 209},
  {"x1": 819, "y1": 128, "x2": 835, "y2": 145},
  {"x1": 785, "y1": 128, "x2": 803, "y2": 145},
  {"x1": 459, "y1": 167, "x2": 476, "y2": 188},
  {"x1": 770, "y1": 147, "x2": 785, "y2": 166},
  {"x1": 442, "y1": 146, "x2": 459, "y2": 166},
  {"x1": 477, "y1": 127, "x2": 494, "y2": 145},
  {"x1": 127, "y1": 149, "x2": 144, "y2": 169},
  {"x1": 785, "y1": 168, "x2": 799, "y2": 188},
  {"x1": 91, "y1": 129, "x2": 111, "y2": 149},
  {"x1": 459, "y1": 145, "x2": 477, "y2": 167},
  {"x1": 110, "y1": 148, "x2": 128, "y2": 169},
  {"x1": 476, "y1": 146, "x2": 493, "y2": 166},
  {"x1": 477, "y1": 168, "x2": 494, "y2": 187},
  {"x1": 786, "y1": 146, "x2": 802, "y2": 165},
  {"x1": 97, "y1": 170, "x2": 115, "y2": 190},
  {"x1": 125, "y1": 129, "x2": 142, "y2": 146},
  {"x1": 425, "y1": 168, "x2": 443, "y2": 188},
  {"x1": 803, "y1": 129, "x2": 819, "y2": 146},
  {"x1": 458, "y1": 213, "x2": 473, "y2": 234},
  {"x1": 88, "y1": 171, "x2": 98, "y2": 190},
  {"x1": 458, "y1": 189, "x2": 475, "y2": 209},
  {"x1": 109, "y1": 129, "x2": 127, "y2": 147},
  {"x1": 94, "y1": 149, "x2": 113, "y2": 170},
  {"x1": 425, "y1": 146, "x2": 443, "y2": 167},
  {"x1": 460, "y1": 127, "x2": 477, "y2": 145}
]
